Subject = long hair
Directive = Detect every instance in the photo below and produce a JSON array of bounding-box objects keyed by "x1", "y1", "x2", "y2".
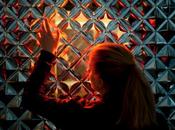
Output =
[{"x1": 88, "y1": 43, "x2": 156, "y2": 129}]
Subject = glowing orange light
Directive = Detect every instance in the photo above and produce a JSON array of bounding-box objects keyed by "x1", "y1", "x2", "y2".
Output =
[
  {"x1": 49, "y1": 9, "x2": 128, "y2": 96},
  {"x1": 60, "y1": 0, "x2": 69, "y2": 7},
  {"x1": 100, "y1": 13, "x2": 112, "y2": 27},
  {"x1": 74, "y1": 12, "x2": 88, "y2": 27}
]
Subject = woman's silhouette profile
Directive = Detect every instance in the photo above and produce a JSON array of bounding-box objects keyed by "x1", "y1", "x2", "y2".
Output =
[{"x1": 22, "y1": 19, "x2": 169, "y2": 130}]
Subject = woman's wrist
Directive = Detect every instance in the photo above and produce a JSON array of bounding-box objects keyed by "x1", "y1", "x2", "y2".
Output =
[
  {"x1": 42, "y1": 47, "x2": 57, "y2": 55},
  {"x1": 39, "y1": 50, "x2": 56, "y2": 64}
]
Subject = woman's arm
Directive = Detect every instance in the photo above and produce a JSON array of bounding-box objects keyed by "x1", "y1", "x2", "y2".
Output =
[
  {"x1": 22, "y1": 19, "x2": 78, "y2": 122},
  {"x1": 21, "y1": 19, "x2": 102, "y2": 128},
  {"x1": 22, "y1": 50, "x2": 57, "y2": 117},
  {"x1": 22, "y1": 50, "x2": 85, "y2": 126}
]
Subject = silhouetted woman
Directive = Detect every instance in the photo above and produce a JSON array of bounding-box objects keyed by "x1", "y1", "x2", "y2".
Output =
[{"x1": 22, "y1": 19, "x2": 168, "y2": 130}]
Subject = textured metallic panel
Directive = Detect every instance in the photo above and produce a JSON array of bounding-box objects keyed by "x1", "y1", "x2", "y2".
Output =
[{"x1": 0, "y1": 0, "x2": 174, "y2": 129}]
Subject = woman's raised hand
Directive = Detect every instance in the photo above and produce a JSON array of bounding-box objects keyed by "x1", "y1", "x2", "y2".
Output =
[{"x1": 37, "y1": 19, "x2": 60, "y2": 54}]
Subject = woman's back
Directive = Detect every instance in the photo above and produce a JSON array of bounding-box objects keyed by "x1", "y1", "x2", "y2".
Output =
[{"x1": 22, "y1": 49, "x2": 168, "y2": 130}]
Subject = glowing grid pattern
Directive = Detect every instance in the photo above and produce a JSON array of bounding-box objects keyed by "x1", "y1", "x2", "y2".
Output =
[{"x1": 0, "y1": 0, "x2": 175, "y2": 129}]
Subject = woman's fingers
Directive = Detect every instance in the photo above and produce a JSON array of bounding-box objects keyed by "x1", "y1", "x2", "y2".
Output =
[
  {"x1": 44, "y1": 19, "x2": 52, "y2": 34},
  {"x1": 41, "y1": 22, "x2": 47, "y2": 34}
]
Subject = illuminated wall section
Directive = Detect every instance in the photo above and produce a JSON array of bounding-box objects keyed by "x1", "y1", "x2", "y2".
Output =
[{"x1": 0, "y1": 0, "x2": 175, "y2": 129}]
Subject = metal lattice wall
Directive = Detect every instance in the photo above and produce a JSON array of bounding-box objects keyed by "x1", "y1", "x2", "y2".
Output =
[{"x1": 0, "y1": 0, "x2": 175, "y2": 129}]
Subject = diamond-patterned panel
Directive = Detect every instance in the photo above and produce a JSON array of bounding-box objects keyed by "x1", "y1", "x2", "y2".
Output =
[{"x1": 0, "y1": 0, "x2": 174, "y2": 130}]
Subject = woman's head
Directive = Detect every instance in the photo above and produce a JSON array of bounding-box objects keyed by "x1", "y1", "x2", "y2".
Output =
[
  {"x1": 88, "y1": 43, "x2": 135, "y2": 95},
  {"x1": 87, "y1": 42, "x2": 156, "y2": 129}
]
